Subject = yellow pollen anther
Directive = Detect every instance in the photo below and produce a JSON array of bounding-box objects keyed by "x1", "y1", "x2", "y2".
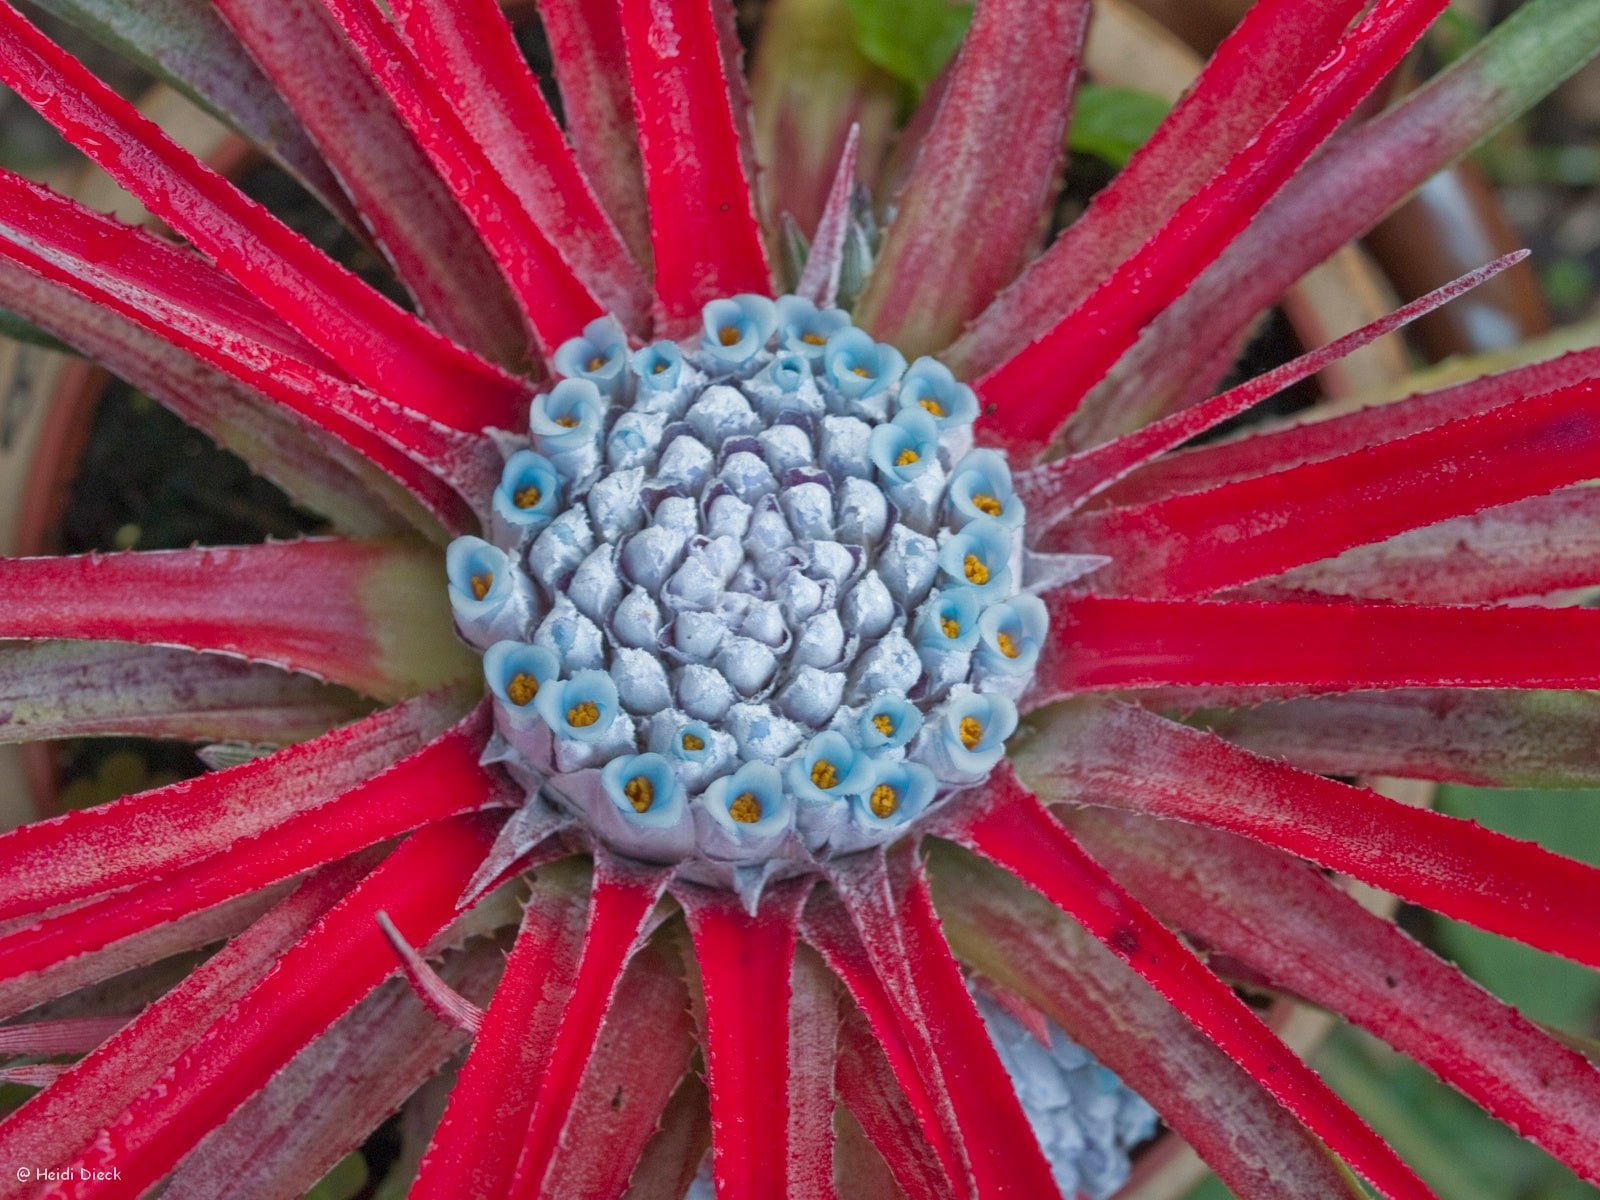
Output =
[
  {"x1": 872, "y1": 713, "x2": 895, "y2": 737},
  {"x1": 506, "y1": 672, "x2": 538, "y2": 706},
  {"x1": 801, "y1": 332, "x2": 827, "y2": 345},
  {"x1": 896, "y1": 448, "x2": 920, "y2": 467},
  {"x1": 964, "y1": 554, "x2": 990, "y2": 585},
  {"x1": 653, "y1": 360, "x2": 668, "y2": 373},
  {"x1": 729, "y1": 792, "x2": 762, "y2": 823},
  {"x1": 718, "y1": 325, "x2": 742, "y2": 347},
  {"x1": 513, "y1": 483, "x2": 542, "y2": 509},
  {"x1": 811, "y1": 759, "x2": 839, "y2": 789},
  {"x1": 870, "y1": 783, "x2": 899, "y2": 818},
  {"x1": 624, "y1": 776, "x2": 654, "y2": 813},
  {"x1": 469, "y1": 571, "x2": 493, "y2": 601},
  {"x1": 567, "y1": 701, "x2": 600, "y2": 728},
  {"x1": 554, "y1": 416, "x2": 579, "y2": 428},
  {"x1": 586, "y1": 355, "x2": 607, "y2": 371},
  {"x1": 682, "y1": 732, "x2": 705, "y2": 751},
  {"x1": 997, "y1": 631, "x2": 1021, "y2": 659},
  {"x1": 959, "y1": 716, "x2": 984, "y2": 750},
  {"x1": 919, "y1": 398, "x2": 946, "y2": 417},
  {"x1": 973, "y1": 493, "x2": 1003, "y2": 517},
  {"x1": 851, "y1": 366, "x2": 871, "y2": 378},
  {"x1": 941, "y1": 616, "x2": 961, "y2": 639}
]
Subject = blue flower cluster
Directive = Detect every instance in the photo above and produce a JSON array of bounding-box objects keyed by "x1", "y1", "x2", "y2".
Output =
[{"x1": 447, "y1": 295, "x2": 1048, "y2": 900}]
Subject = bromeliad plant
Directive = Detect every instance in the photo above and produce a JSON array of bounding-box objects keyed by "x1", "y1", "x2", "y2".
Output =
[{"x1": 1, "y1": 0, "x2": 1599, "y2": 1196}]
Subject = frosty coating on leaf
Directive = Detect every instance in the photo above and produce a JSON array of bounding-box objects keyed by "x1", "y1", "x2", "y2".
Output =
[{"x1": 448, "y1": 293, "x2": 1080, "y2": 904}]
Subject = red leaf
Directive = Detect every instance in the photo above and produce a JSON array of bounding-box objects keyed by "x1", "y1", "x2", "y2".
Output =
[
  {"x1": 0, "y1": 539, "x2": 473, "y2": 700},
  {"x1": 507, "y1": 855, "x2": 671, "y2": 1199},
  {"x1": 942, "y1": 771, "x2": 1437, "y2": 1200},
  {"x1": 832, "y1": 1008, "x2": 951, "y2": 1200},
  {"x1": 1059, "y1": 375, "x2": 1600, "y2": 597},
  {"x1": 678, "y1": 881, "x2": 813, "y2": 1200},
  {"x1": 0, "y1": 3, "x2": 527, "y2": 426},
  {"x1": 1189, "y1": 688, "x2": 1600, "y2": 788},
  {"x1": 948, "y1": 0, "x2": 1368, "y2": 378},
  {"x1": 162, "y1": 940, "x2": 506, "y2": 1200},
  {"x1": 538, "y1": 937, "x2": 697, "y2": 1200},
  {"x1": 974, "y1": 0, "x2": 1447, "y2": 459},
  {"x1": 0, "y1": 887, "x2": 289, "y2": 1026},
  {"x1": 829, "y1": 850, "x2": 1063, "y2": 1199},
  {"x1": 205, "y1": 0, "x2": 531, "y2": 367},
  {"x1": 1068, "y1": 806, "x2": 1600, "y2": 1185},
  {"x1": 801, "y1": 886, "x2": 970, "y2": 1198},
  {"x1": 619, "y1": 1073, "x2": 711, "y2": 1200},
  {"x1": 1242, "y1": 488, "x2": 1600, "y2": 603},
  {"x1": 927, "y1": 840, "x2": 1365, "y2": 1200},
  {"x1": 0, "y1": 193, "x2": 481, "y2": 528},
  {"x1": 852, "y1": 0, "x2": 1089, "y2": 357},
  {"x1": 0, "y1": 640, "x2": 366, "y2": 747},
  {"x1": 619, "y1": 0, "x2": 772, "y2": 333},
  {"x1": 391, "y1": 0, "x2": 652, "y2": 334},
  {"x1": 1017, "y1": 253, "x2": 1528, "y2": 522},
  {"x1": 309, "y1": 0, "x2": 609, "y2": 356},
  {"x1": 0, "y1": 691, "x2": 459, "y2": 925},
  {"x1": 536, "y1": 0, "x2": 654, "y2": 269},
  {"x1": 1011, "y1": 699, "x2": 1600, "y2": 970},
  {"x1": 0, "y1": 710, "x2": 505, "y2": 1001},
  {"x1": 795, "y1": 124, "x2": 860, "y2": 308},
  {"x1": 1039, "y1": 595, "x2": 1600, "y2": 697},
  {"x1": 1086, "y1": 0, "x2": 1600, "y2": 442},
  {"x1": 0, "y1": 1016, "x2": 129, "y2": 1058},
  {"x1": 37, "y1": 814, "x2": 499, "y2": 1199},
  {"x1": 1099, "y1": 345, "x2": 1600, "y2": 510},
  {"x1": 410, "y1": 859, "x2": 592, "y2": 1200},
  {"x1": 0, "y1": 240, "x2": 431, "y2": 537}
]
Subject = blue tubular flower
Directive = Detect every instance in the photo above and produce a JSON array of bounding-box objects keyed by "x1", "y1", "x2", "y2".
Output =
[
  {"x1": 823, "y1": 327, "x2": 907, "y2": 400},
  {"x1": 938, "y1": 522, "x2": 1015, "y2": 600},
  {"x1": 857, "y1": 694, "x2": 922, "y2": 752},
  {"x1": 601, "y1": 752, "x2": 687, "y2": 831},
  {"x1": 530, "y1": 378, "x2": 607, "y2": 477},
  {"x1": 936, "y1": 688, "x2": 1019, "y2": 777},
  {"x1": 630, "y1": 339, "x2": 686, "y2": 391},
  {"x1": 914, "y1": 588, "x2": 984, "y2": 654},
  {"x1": 446, "y1": 536, "x2": 534, "y2": 648},
  {"x1": 668, "y1": 719, "x2": 716, "y2": 762},
  {"x1": 700, "y1": 761, "x2": 794, "y2": 845},
  {"x1": 947, "y1": 448, "x2": 1023, "y2": 529},
  {"x1": 534, "y1": 668, "x2": 622, "y2": 743},
  {"x1": 701, "y1": 293, "x2": 779, "y2": 365},
  {"x1": 854, "y1": 759, "x2": 935, "y2": 831},
  {"x1": 491, "y1": 450, "x2": 563, "y2": 538},
  {"x1": 787, "y1": 730, "x2": 875, "y2": 807},
  {"x1": 775, "y1": 294, "x2": 851, "y2": 359},
  {"x1": 483, "y1": 641, "x2": 562, "y2": 722},
  {"x1": 552, "y1": 316, "x2": 630, "y2": 397},
  {"x1": 896, "y1": 356, "x2": 979, "y2": 429},
  {"x1": 761, "y1": 350, "x2": 810, "y2": 393},
  {"x1": 976, "y1": 594, "x2": 1049, "y2": 677},
  {"x1": 868, "y1": 408, "x2": 941, "y2": 484}
]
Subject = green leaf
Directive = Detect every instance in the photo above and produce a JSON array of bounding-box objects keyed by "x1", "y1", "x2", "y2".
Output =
[
  {"x1": 302, "y1": 1152, "x2": 369, "y2": 1200},
  {"x1": 1431, "y1": 785, "x2": 1600, "y2": 1031},
  {"x1": 1068, "y1": 84, "x2": 1172, "y2": 169},
  {"x1": 0, "y1": 307, "x2": 69, "y2": 353},
  {"x1": 842, "y1": 0, "x2": 973, "y2": 90}
]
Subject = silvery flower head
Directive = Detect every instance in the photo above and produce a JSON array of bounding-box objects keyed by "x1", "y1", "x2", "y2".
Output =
[{"x1": 451, "y1": 294, "x2": 1050, "y2": 910}]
